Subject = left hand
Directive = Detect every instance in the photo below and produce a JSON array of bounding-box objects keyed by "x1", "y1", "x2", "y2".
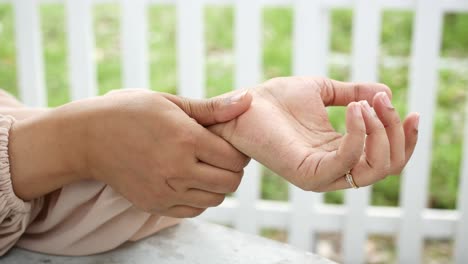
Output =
[{"x1": 209, "y1": 77, "x2": 419, "y2": 192}]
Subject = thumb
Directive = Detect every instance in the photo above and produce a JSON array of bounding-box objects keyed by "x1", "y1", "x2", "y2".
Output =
[{"x1": 163, "y1": 90, "x2": 252, "y2": 126}]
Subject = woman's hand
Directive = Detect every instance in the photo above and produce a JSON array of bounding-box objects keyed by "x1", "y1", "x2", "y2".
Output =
[
  {"x1": 209, "y1": 77, "x2": 419, "y2": 192},
  {"x1": 9, "y1": 89, "x2": 252, "y2": 218}
]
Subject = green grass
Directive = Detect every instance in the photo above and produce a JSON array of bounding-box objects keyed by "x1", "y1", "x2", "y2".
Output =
[{"x1": 1, "y1": 5, "x2": 468, "y2": 209}]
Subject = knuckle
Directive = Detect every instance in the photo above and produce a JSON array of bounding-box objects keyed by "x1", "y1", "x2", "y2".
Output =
[
  {"x1": 164, "y1": 170, "x2": 187, "y2": 191},
  {"x1": 319, "y1": 78, "x2": 336, "y2": 105},
  {"x1": 376, "y1": 164, "x2": 391, "y2": 179},
  {"x1": 396, "y1": 157, "x2": 406, "y2": 169},
  {"x1": 378, "y1": 172, "x2": 389, "y2": 180},
  {"x1": 389, "y1": 115, "x2": 402, "y2": 126},
  {"x1": 353, "y1": 83, "x2": 363, "y2": 102},
  {"x1": 227, "y1": 176, "x2": 242, "y2": 193},
  {"x1": 203, "y1": 99, "x2": 218, "y2": 116},
  {"x1": 209, "y1": 195, "x2": 226, "y2": 207},
  {"x1": 240, "y1": 157, "x2": 251, "y2": 170},
  {"x1": 231, "y1": 155, "x2": 250, "y2": 172},
  {"x1": 383, "y1": 162, "x2": 391, "y2": 172},
  {"x1": 228, "y1": 179, "x2": 240, "y2": 193},
  {"x1": 179, "y1": 97, "x2": 194, "y2": 117},
  {"x1": 186, "y1": 208, "x2": 205, "y2": 218}
]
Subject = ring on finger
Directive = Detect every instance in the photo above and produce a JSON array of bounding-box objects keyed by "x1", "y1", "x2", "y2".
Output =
[{"x1": 345, "y1": 171, "x2": 359, "y2": 189}]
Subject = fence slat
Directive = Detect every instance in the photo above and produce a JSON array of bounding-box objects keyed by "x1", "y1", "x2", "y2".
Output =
[
  {"x1": 13, "y1": 0, "x2": 46, "y2": 107},
  {"x1": 293, "y1": 0, "x2": 328, "y2": 77},
  {"x1": 398, "y1": 0, "x2": 443, "y2": 262},
  {"x1": 288, "y1": 0, "x2": 329, "y2": 252},
  {"x1": 176, "y1": 0, "x2": 204, "y2": 98},
  {"x1": 121, "y1": 0, "x2": 149, "y2": 89},
  {"x1": 343, "y1": 1, "x2": 381, "y2": 263},
  {"x1": 66, "y1": 0, "x2": 97, "y2": 100},
  {"x1": 233, "y1": 0, "x2": 262, "y2": 235},
  {"x1": 454, "y1": 99, "x2": 468, "y2": 263}
]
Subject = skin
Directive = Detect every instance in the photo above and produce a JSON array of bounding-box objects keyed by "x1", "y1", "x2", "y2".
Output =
[
  {"x1": 8, "y1": 89, "x2": 253, "y2": 218},
  {"x1": 200, "y1": 77, "x2": 418, "y2": 191},
  {"x1": 3, "y1": 77, "x2": 419, "y2": 217}
]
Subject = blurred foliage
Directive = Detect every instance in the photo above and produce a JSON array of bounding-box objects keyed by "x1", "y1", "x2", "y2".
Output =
[
  {"x1": 41, "y1": 5, "x2": 69, "y2": 106},
  {"x1": 94, "y1": 4, "x2": 122, "y2": 95},
  {"x1": 0, "y1": 4, "x2": 16, "y2": 97},
  {"x1": 263, "y1": 8, "x2": 292, "y2": 79},
  {"x1": 205, "y1": 6, "x2": 233, "y2": 97},
  {"x1": 149, "y1": 5, "x2": 177, "y2": 94},
  {"x1": 0, "y1": 5, "x2": 468, "y2": 209}
]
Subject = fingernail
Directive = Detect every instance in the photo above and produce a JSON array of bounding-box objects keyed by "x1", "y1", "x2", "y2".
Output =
[
  {"x1": 379, "y1": 92, "x2": 394, "y2": 110},
  {"x1": 351, "y1": 102, "x2": 362, "y2": 117},
  {"x1": 225, "y1": 90, "x2": 248, "y2": 105},
  {"x1": 414, "y1": 113, "x2": 420, "y2": 131},
  {"x1": 360, "y1": 100, "x2": 372, "y2": 113}
]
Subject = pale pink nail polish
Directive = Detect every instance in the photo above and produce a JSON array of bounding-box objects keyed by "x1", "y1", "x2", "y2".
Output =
[
  {"x1": 352, "y1": 102, "x2": 362, "y2": 117},
  {"x1": 360, "y1": 100, "x2": 372, "y2": 113},
  {"x1": 225, "y1": 90, "x2": 247, "y2": 105},
  {"x1": 380, "y1": 92, "x2": 394, "y2": 110}
]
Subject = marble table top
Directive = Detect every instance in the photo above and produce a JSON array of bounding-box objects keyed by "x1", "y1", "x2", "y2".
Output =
[{"x1": 2, "y1": 219, "x2": 335, "y2": 264}]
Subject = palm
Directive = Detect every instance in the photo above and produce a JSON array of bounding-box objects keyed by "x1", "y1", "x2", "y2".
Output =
[
  {"x1": 213, "y1": 78, "x2": 348, "y2": 189},
  {"x1": 211, "y1": 76, "x2": 418, "y2": 191}
]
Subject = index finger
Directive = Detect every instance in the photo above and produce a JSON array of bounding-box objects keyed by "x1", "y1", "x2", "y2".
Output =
[
  {"x1": 194, "y1": 126, "x2": 250, "y2": 172},
  {"x1": 318, "y1": 78, "x2": 392, "y2": 107}
]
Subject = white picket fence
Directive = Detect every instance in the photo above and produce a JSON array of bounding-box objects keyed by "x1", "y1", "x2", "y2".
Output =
[{"x1": 3, "y1": 0, "x2": 468, "y2": 263}]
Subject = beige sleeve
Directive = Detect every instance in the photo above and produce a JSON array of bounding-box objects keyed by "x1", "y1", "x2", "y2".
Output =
[
  {"x1": 17, "y1": 180, "x2": 180, "y2": 256},
  {"x1": 0, "y1": 114, "x2": 180, "y2": 256},
  {"x1": 0, "y1": 115, "x2": 45, "y2": 256}
]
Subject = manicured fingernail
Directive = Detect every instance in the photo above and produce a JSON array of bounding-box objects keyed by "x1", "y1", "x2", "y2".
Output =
[
  {"x1": 351, "y1": 102, "x2": 362, "y2": 117},
  {"x1": 360, "y1": 100, "x2": 372, "y2": 113},
  {"x1": 379, "y1": 92, "x2": 394, "y2": 110},
  {"x1": 414, "y1": 113, "x2": 420, "y2": 131},
  {"x1": 225, "y1": 90, "x2": 247, "y2": 105}
]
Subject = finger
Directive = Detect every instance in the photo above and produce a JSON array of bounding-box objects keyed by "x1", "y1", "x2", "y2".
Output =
[
  {"x1": 372, "y1": 92, "x2": 406, "y2": 174},
  {"x1": 162, "y1": 90, "x2": 253, "y2": 126},
  {"x1": 308, "y1": 102, "x2": 365, "y2": 190},
  {"x1": 403, "y1": 112, "x2": 420, "y2": 162},
  {"x1": 175, "y1": 189, "x2": 226, "y2": 209},
  {"x1": 318, "y1": 78, "x2": 392, "y2": 107},
  {"x1": 321, "y1": 171, "x2": 361, "y2": 191},
  {"x1": 163, "y1": 205, "x2": 205, "y2": 218},
  {"x1": 194, "y1": 126, "x2": 250, "y2": 172},
  {"x1": 190, "y1": 163, "x2": 243, "y2": 194},
  {"x1": 348, "y1": 101, "x2": 390, "y2": 187}
]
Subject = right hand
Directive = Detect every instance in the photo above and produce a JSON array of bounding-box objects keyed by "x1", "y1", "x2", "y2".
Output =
[
  {"x1": 81, "y1": 89, "x2": 253, "y2": 217},
  {"x1": 10, "y1": 89, "x2": 252, "y2": 218}
]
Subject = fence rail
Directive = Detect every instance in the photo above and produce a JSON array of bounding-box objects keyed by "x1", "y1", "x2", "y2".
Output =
[{"x1": 2, "y1": 0, "x2": 468, "y2": 263}]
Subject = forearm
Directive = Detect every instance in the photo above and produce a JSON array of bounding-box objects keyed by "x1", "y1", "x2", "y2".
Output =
[
  {"x1": 8, "y1": 106, "x2": 86, "y2": 201},
  {"x1": 0, "y1": 107, "x2": 48, "y2": 120}
]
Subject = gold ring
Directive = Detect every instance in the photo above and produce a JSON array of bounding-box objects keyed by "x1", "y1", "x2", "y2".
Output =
[{"x1": 345, "y1": 171, "x2": 359, "y2": 189}]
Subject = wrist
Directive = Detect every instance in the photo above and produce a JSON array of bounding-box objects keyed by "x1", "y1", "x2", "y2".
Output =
[{"x1": 8, "y1": 107, "x2": 84, "y2": 200}]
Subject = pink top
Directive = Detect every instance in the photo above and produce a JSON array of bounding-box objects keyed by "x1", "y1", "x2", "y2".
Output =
[{"x1": 0, "y1": 115, "x2": 180, "y2": 256}]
